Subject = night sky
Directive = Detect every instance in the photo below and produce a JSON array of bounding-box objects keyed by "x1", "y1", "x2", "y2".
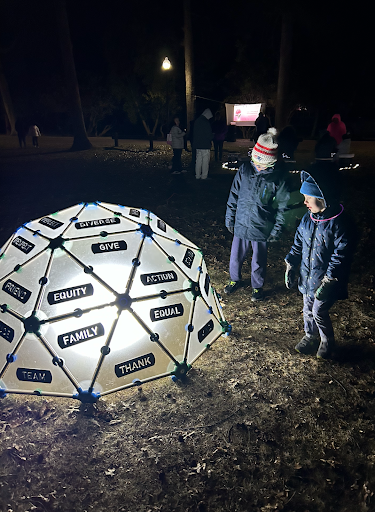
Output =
[{"x1": 0, "y1": 0, "x2": 373, "y2": 136}]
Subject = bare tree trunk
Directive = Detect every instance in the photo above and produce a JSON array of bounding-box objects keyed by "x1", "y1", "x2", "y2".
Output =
[
  {"x1": 275, "y1": 12, "x2": 293, "y2": 131},
  {"x1": 184, "y1": 0, "x2": 195, "y2": 134},
  {"x1": 55, "y1": 0, "x2": 91, "y2": 151},
  {"x1": 0, "y1": 56, "x2": 16, "y2": 135}
]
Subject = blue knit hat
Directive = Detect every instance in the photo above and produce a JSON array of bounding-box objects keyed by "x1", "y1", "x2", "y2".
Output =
[{"x1": 300, "y1": 172, "x2": 324, "y2": 199}]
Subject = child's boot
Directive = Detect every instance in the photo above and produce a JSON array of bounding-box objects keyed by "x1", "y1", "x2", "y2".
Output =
[
  {"x1": 316, "y1": 338, "x2": 335, "y2": 359},
  {"x1": 295, "y1": 335, "x2": 319, "y2": 355}
]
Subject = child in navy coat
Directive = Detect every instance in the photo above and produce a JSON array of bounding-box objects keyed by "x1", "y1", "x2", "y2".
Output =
[{"x1": 284, "y1": 164, "x2": 353, "y2": 359}]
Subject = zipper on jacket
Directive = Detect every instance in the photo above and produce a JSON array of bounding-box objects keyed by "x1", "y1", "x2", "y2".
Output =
[{"x1": 307, "y1": 221, "x2": 317, "y2": 290}]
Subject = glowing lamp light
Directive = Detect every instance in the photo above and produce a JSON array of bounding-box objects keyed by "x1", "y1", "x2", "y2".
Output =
[
  {"x1": 0, "y1": 202, "x2": 229, "y2": 403},
  {"x1": 162, "y1": 57, "x2": 171, "y2": 70}
]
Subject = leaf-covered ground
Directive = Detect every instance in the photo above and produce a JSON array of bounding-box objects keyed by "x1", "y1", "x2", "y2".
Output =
[{"x1": 0, "y1": 136, "x2": 374, "y2": 512}]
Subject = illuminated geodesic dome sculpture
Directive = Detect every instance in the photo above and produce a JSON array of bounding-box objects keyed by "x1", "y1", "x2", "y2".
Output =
[{"x1": 0, "y1": 202, "x2": 230, "y2": 402}]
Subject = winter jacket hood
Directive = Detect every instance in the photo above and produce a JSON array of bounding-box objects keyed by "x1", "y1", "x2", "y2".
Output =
[
  {"x1": 202, "y1": 108, "x2": 213, "y2": 119},
  {"x1": 300, "y1": 163, "x2": 341, "y2": 210},
  {"x1": 327, "y1": 114, "x2": 346, "y2": 144}
]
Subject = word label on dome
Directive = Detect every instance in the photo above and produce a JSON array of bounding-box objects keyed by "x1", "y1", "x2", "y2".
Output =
[
  {"x1": 91, "y1": 241, "x2": 127, "y2": 254},
  {"x1": 39, "y1": 217, "x2": 64, "y2": 230},
  {"x1": 0, "y1": 320, "x2": 14, "y2": 342},
  {"x1": 47, "y1": 284, "x2": 94, "y2": 305},
  {"x1": 129, "y1": 209, "x2": 140, "y2": 217},
  {"x1": 183, "y1": 249, "x2": 195, "y2": 269},
  {"x1": 16, "y1": 368, "x2": 52, "y2": 383},
  {"x1": 74, "y1": 218, "x2": 121, "y2": 230},
  {"x1": 12, "y1": 236, "x2": 35, "y2": 254},
  {"x1": 115, "y1": 352, "x2": 155, "y2": 377},
  {"x1": 198, "y1": 319, "x2": 214, "y2": 343},
  {"x1": 157, "y1": 219, "x2": 166, "y2": 232},
  {"x1": 204, "y1": 274, "x2": 210, "y2": 295},
  {"x1": 140, "y1": 271, "x2": 177, "y2": 286},
  {"x1": 57, "y1": 323, "x2": 104, "y2": 349},
  {"x1": 2, "y1": 279, "x2": 31, "y2": 304},
  {"x1": 150, "y1": 303, "x2": 184, "y2": 322}
]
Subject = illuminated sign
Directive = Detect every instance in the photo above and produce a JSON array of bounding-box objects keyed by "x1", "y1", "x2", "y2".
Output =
[
  {"x1": 74, "y1": 218, "x2": 121, "y2": 229},
  {"x1": 150, "y1": 303, "x2": 184, "y2": 321},
  {"x1": 39, "y1": 217, "x2": 64, "y2": 230},
  {"x1": 91, "y1": 241, "x2": 127, "y2": 254},
  {"x1": 0, "y1": 320, "x2": 14, "y2": 342},
  {"x1": 198, "y1": 319, "x2": 214, "y2": 343},
  {"x1": 115, "y1": 353, "x2": 155, "y2": 377},
  {"x1": 140, "y1": 271, "x2": 178, "y2": 285},
  {"x1": 225, "y1": 103, "x2": 262, "y2": 126},
  {"x1": 57, "y1": 323, "x2": 105, "y2": 349},
  {"x1": 2, "y1": 279, "x2": 31, "y2": 304},
  {"x1": 16, "y1": 368, "x2": 52, "y2": 383},
  {"x1": 182, "y1": 249, "x2": 195, "y2": 269},
  {"x1": 47, "y1": 284, "x2": 94, "y2": 305},
  {"x1": 12, "y1": 236, "x2": 35, "y2": 254}
]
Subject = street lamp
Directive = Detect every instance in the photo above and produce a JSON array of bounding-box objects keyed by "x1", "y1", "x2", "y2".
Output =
[
  {"x1": 162, "y1": 57, "x2": 171, "y2": 70},
  {"x1": 162, "y1": 57, "x2": 172, "y2": 131}
]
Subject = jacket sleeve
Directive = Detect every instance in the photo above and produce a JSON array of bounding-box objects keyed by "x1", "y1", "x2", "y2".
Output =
[
  {"x1": 269, "y1": 179, "x2": 290, "y2": 238},
  {"x1": 325, "y1": 222, "x2": 348, "y2": 280},
  {"x1": 225, "y1": 167, "x2": 243, "y2": 228},
  {"x1": 285, "y1": 220, "x2": 304, "y2": 267}
]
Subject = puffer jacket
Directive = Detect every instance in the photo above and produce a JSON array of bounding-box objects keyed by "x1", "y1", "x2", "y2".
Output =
[
  {"x1": 170, "y1": 125, "x2": 185, "y2": 149},
  {"x1": 225, "y1": 161, "x2": 290, "y2": 241},
  {"x1": 285, "y1": 165, "x2": 351, "y2": 299}
]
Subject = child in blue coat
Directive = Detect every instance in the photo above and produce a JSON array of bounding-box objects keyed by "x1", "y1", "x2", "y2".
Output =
[{"x1": 284, "y1": 165, "x2": 352, "y2": 359}]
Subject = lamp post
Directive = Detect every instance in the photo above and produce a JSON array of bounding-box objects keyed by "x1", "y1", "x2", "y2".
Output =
[{"x1": 162, "y1": 57, "x2": 172, "y2": 132}]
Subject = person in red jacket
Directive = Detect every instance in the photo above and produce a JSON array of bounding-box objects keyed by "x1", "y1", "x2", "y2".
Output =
[{"x1": 327, "y1": 114, "x2": 346, "y2": 145}]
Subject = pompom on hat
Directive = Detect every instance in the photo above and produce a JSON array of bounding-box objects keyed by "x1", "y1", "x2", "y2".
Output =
[{"x1": 251, "y1": 127, "x2": 278, "y2": 166}]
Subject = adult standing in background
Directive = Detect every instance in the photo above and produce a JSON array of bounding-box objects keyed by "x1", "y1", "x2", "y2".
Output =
[
  {"x1": 28, "y1": 124, "x2": 41, "y2": 147},
  {"x1": 15, "y1": 118, "x2": 27, "y2": 148},
  {"x1": 193, "y1": 108, "x2": 213, "y2": 180},
  {"x1": 212, "y1": 111, "x2": 228, "y2": 162},
  {"x1": 327, "y1": 114, "x2": 346, "y2": 146},
  {"x1": 170, "y1": 117, "x2": 186, "y2": 174},
  {"x1": 254, "y1": 111, "x2": 270, "y2": 142}
]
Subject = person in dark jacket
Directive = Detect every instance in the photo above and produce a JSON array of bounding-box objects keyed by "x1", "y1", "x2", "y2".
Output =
[
  {"x1": 224, "y1": 128, "x2": 290, "y2": 302},
  {"x1": 193, "y1": 108, "x2": 213, "y2": 180},
  {"x1": 212, "y1": 111, "x2": 228, "y2": 162},
  {"x1": 315, "y1": 130, "x2": 338, "y2": 160},
  {"x1": 254, "y1": 112, "x2": 270, "y2": 142},
  {"x1": 285, "y1": 164, "x2": 352, "y2": 359},
  {"x1": 277, "y1": 125, "x2": 301, "y2": 161},
  {"x1": 15, "y1": 118, "x2": 28, "y2": 148}
]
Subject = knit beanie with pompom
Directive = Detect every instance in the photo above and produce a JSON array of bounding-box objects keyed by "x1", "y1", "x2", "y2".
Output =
[{"x1": 251, "y1": 127, "x2": 278, "y2": 166}]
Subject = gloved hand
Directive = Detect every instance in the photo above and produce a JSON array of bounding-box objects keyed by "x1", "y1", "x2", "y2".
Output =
[
  {"x1": 315, "y1": 276, "x2": 337, "y2": 301},
  {"x1": 227, "y1": 226, "x2": 234, "y2": 235},
  {"x1": 285, "y1": 262, "x2": 296, "y2": 289}
]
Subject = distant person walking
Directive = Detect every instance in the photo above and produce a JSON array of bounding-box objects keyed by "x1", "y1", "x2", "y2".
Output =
[
  {"x1": 254, "y1": 112, "x2": 270, "y2": 142},
  {"x1": 15, "y1": 118, "x2": 28, "y2": 148},
  {"x1": 193, "y1": 108, "x2": 213, "y2": 180},
  {"x1": 327, "y1": 114, "x2": 346, "y2": 146},
  {"x1": 170, "y1": 117, "x2": 186, "y2": 175},
  {"x1": 212, "y1": 111, "x2": 228, "y2": 162},
  {"x1": 28, "y1": 124, "x2": 41, "y2": 147}
]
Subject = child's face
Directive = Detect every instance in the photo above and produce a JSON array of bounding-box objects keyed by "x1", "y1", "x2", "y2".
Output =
[{"x1": 303, "y1": 195, "x2": 325, "y2": 213}]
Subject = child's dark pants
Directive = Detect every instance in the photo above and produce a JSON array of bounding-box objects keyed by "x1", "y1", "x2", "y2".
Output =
[
  {"x1": 229, "y1": 236, "x2": 267, "y2": 289},
  {"x1": 303, "y1": 295, "x2": 335, "y2": 342}
]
